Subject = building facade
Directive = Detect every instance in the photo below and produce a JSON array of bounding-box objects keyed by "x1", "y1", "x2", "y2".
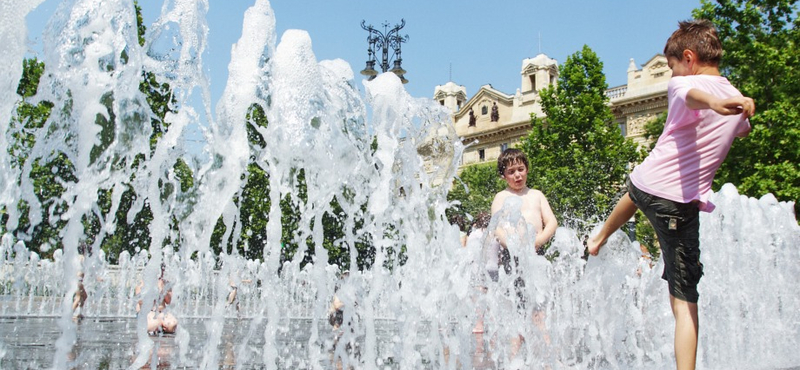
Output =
[
  {"x1": 434, "y1": 53, "x2": 672, "y2": 170},
  {"x1": 608, "y1": 55, "x2": 671, "y2": 147}
]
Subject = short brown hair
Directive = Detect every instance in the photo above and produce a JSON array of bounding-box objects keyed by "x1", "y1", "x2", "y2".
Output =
[
  {"x1": 664, "y1": 19, "x2": 722, "y2": 66},
  {"x1": 497, "y1": 148, "x2": 528, "y2": 176}
]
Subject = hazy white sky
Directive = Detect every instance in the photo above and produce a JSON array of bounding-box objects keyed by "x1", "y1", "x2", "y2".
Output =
[{"x1": 25, "y1": 0, "x2": 701, "y2": 107}]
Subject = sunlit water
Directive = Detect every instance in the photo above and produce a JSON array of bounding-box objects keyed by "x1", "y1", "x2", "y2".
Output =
[{"x1": 1, "y1": 0, "x2": 799, "y2": 369}]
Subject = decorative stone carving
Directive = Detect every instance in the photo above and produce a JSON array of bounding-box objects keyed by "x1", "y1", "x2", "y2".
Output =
[
  {"x1": 627, "y1": 113, "x2": 655, "y2": 136},
  {"x1": 468, "y1": 108, "x2": 476, "y2": 126}
]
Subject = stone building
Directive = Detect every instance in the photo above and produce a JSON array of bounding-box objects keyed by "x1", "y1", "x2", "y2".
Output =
[
  {"x1": 433, "y1": 53, "x2": 672, "y2": 170},
  {"x1": 608, "y1": 55, "x2": 671, "y2": 147}
]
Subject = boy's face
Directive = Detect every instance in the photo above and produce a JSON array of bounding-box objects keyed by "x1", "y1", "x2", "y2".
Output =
[
  {"x1": 502, "y1": 160, "x2": 528, "y2": 192},
  {"x1": 667, "y1": 55, "x2": 691, "y2": 77}
]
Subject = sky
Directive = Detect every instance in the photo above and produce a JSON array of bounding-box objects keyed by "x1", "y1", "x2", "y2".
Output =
[{"x1": 24, "y1": 0, "x2": 702, "y2": 111}]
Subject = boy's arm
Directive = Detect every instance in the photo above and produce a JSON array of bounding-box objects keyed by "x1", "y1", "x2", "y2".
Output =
[
  {"x1": 490, "y1": 193, "x2": 509, "y2": 248},
  {"x1": 534, "y1": 194, "x2": 557, "y2": 252},
  {"x1": 685, "y1": 88, "x2": 755, "y2": 118},
  {"x1": 331, "y1": 295, "x2": 344, "y2": 311},
  {"x1": 490, "y1": 192, "x2": 503, "y2": 216}
]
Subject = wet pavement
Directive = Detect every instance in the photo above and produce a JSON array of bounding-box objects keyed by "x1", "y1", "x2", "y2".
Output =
[
  {"x1": 0, "y1": 316, "x2": 346, "y2": 369},
  {"x1": 0, "y1": 317, "x2": 498, "y2": 369},
  {"x1": 3, "y1": 316, "x2": 800, "y2": 369}
]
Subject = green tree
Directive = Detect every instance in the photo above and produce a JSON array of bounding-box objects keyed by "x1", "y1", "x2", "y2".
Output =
[
  {"x1": 694, "y1": 0, "x2": 800, "y2": 214},
  {"x1": 634, "y1": 210, "x2": 660, "y2": 259},
  {"x1": 446, "y1": 162, "x2": 505, "y2": 224},
  {"x1": 209, "y1": 103, "x2": 379, "y2": 270},
  {"x1": 8, "y1": 58, "x2": 53, "y2": 169},
  {"x1": 4, "y1": 57, "x2": 73, "y2": 259},
  {"x1": 210, "y1": 104, "x2": 275, "y2": 260},
  {"x1": 642, "y1": 112, "x2": 667, "y2": 151},
  {"x1": 518, "y1": 45, "x2": 642, "y2": 225},
  {"x1": 92, "y1": 1, "x2": 185, "y2": 262},
  {"x1": 14, "y1": 155, "x2": 76, "y2": 259},
  {"x1": 5, "y1": 2, "x2": 187, "y2": 261}
]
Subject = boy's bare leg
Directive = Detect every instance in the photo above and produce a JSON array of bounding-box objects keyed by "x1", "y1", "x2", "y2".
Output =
[
  {"x1": 510, "y1": 335, "x2": 523, "y2": 359},
  {"x1": 587, "y1": 193, "x2": 637, "y2": 255},
  {"x1": 532, "y1": 310, "x2": 550, "y2": 346},
  {"x1": 670, "y1": 294, "x2": 698, "y2": 370},
  {"x1": 72, "y1": 286, "x2": 87, "y2": 318}
]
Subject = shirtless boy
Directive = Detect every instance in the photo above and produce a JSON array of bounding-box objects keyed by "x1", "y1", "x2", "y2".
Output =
[
  {"x1": 489, "y1": 148, "x2": 558, "y2": 363},
  {"x1": 491, "y1": 148, "x2": 557, "y2": 254}
]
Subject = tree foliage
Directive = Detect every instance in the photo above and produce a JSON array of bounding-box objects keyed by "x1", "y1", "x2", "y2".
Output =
[
  {"x1": 94, "y1": 1, "x2": 185, "y2": 262},
  {"x1": 6, "y1": 2, "x2": 390, "y2": 271},
  {"x1": 4, "y1": 2, "x2": 190, "y2": 262},
  {"x1": 9, "y1": 59, "x2": 53, "y2": 170},
  {"x1": 446, "y1": 162, "x2": 505, "y2": 225},
  {"x1": 642, "y1": 112, "x2": 667, "y2": 151},
  {"x1": 694, "y1": 0, "x2": 800, "y2": 213},
  {"x1": 4, "y1": 57, "x2": 67, "y2": 259},
  {"x1": 518, "y1": 45, "x2": 643, "y2": 224},
  {"x1": 210, "y1": 103, "x2": 377, "y2": 270}
]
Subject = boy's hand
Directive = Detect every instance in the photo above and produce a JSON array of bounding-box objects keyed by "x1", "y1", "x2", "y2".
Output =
[
  {"x1": 687, "y1": 89, "x2": 756, "y2": 118},
  {"x1": 710, "y1": 96, "x2": 755, "y2": 118}
]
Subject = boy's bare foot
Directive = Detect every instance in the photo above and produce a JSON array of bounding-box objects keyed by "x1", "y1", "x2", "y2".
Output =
[{"x1": 586, "y1": 234, "x2": 606, "y2": 256}]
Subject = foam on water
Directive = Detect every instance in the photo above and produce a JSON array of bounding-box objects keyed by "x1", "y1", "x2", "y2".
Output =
[{"x1": 1, "y1": 0, "x2": 799, "y2": 369}]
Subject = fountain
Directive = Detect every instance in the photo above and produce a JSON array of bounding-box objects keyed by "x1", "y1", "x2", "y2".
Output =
[{"x1": 1, "y1": 0, "x2": 799, "y2": 369}]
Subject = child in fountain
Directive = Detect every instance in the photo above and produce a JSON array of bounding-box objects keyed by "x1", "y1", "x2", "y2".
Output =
[
  {"x1": 71, "y1": 271, "x2": 87, "y2": 320},
  {"x1": 492, "y1": 149, "x2": 558, "y2": 256},
  {"x1": 586, "y1": 19, "x2": 755, "y2": 370},
  {"x1": 490, "y1": 148, "x2": 557, "y2": 361},
  {"x1": 135, "y1": 263, "x2": 178, "y2": 334},
  {"x1": 71, "y1": 245, "x2": 87, "y2": 320}
]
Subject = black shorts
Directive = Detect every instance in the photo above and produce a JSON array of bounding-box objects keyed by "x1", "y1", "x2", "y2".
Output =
[{"x1": 628, "y1": 179, "x2": 704, "y2": 303}]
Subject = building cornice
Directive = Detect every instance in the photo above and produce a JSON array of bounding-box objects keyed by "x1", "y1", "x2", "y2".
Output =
[
  {"x1": 460, "y1": 121, "x2": 531, "y2": 146},
  {"x1": 611, "y1": 93, "x2": 668, "y2": 116}
]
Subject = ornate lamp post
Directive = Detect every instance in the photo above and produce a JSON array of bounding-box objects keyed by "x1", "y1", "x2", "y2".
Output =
[{"x1": 360, "y1": 19, "x2": 409, "y2": 84}]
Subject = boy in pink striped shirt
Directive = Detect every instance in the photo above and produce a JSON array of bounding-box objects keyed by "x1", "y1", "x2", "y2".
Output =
[{"x1": 586, "y1": 20, "x2": 754, "y2": 370}]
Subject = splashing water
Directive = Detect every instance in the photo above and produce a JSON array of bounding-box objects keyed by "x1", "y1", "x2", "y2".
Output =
[{"x1": 1, "y1": 0, "x2": 799, "y2": 369}]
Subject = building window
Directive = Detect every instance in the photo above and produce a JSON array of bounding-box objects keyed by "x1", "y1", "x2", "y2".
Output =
[
  {"x1": 619, "y1": 123, "x2": 627, "y2": 137},
  {"x1": 653, "y1": 72, "x2": 665, "y2": 78},
  {"x1": 479, "y1": 149, "x2": 485, "y2": 161},
  {"x1": 529, "y1": 75, "x2": 536, "y2": 91},
  {"x1": 439, "y1": 100, "x2": 445, "y2": 106},
  {"x1": 550, "y1": 74, "x2": 556, "y2": 85},
  {"x1": 501, "y1": 143, "x2": 508, "y2": 152},
  {"x1": 481, "y1": 105, "x2": 488, "y2": 115}
]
